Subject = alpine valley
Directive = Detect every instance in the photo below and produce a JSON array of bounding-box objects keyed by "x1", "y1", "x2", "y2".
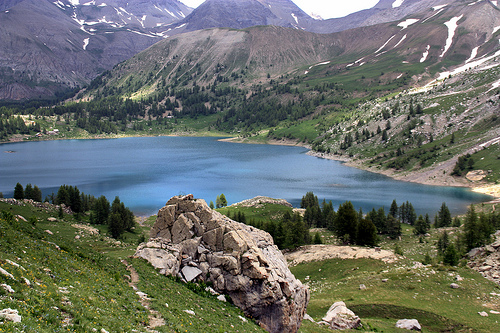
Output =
[{"x1": 1, "y1": 0, "x2": 500, "y2": 332}]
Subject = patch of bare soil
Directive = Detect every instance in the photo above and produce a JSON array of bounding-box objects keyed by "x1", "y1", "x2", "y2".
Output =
[{"x1": 285, "y1": 244, "x2": 399, "y2": 266}]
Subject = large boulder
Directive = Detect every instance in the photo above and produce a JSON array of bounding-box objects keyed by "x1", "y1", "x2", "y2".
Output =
[
  {"x1": 134, "y1": 194, "x2": 310, "y2": 333},
  {"x1": 320, "y1": 301, "x2": 361, "y2": 330}
]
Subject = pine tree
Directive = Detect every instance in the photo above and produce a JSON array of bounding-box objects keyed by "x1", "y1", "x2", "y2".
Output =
[
  {"x1": 33, "y1": 185, "x2": 42, "y2": 202},
  {"x1": 414, "y1": 215, "x2": 429, "y2": 235},
  {"x1": 357, "y1": 218, "x2": 378, "y2": 247},
  {"x1": 437, "y1": 231, "x2": 449, "y2": 256},
  {"x1": 92, "y1": 196, "x2": 110, "y2": 225},
  {"x1": 334, "y1": 201, "x2": 358, "y2": 244},
  {"x1": 219, "y1": 193, "x2": 227, "y2": 207},
  {"x1": 386, "y1": 214, "x2": 401, "y2": 239},
  {"x1": 24, "y1": 184, "x2": 34, "y2": 200},
  {"x1": 389, "y1": 200, "x2": 398, "y2": 219},
  {"x1": 437, "y1": 202, "x2": 452, "y2": 227},
  {"x1": 13, "y1": 182, "x2": 24, "y2": 200},
  {"x1": 443, "y1": 244, "x2": 459, "y2": 266},
  {"x1": 108, "y1": 212, "x2": 124, "y2": 239},
  {"x1": 313, "y1": 232, "x2": 322, "y2": 244}
]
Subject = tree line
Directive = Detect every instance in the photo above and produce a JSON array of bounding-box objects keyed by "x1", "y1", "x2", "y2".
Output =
[{"x1": 10, "y1": 183, "x2": 134, "y2": 239}]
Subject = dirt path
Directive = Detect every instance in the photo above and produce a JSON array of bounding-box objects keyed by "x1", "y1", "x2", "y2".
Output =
[{"x1": 122, "y1": 260, "x2": 166, "y2": 331}]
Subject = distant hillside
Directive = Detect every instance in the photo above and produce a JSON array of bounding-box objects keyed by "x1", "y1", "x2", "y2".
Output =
[
  {"x1": 3, "y1": 0, "x2": 491, "y2": 100},
  {"x1": 0, "y1": 0, "x2": 192, "y2": 100}
]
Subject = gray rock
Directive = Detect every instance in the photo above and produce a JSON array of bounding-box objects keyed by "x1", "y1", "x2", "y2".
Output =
[
  {"x1": 0, "y1": 308, "x2": 21, "y2": 323},
  {"x1": 396, "y1": 319, "x2": 421, "y2": 330},
  {"x1": 181, "y1": 266, "x2": 202, "y2": 282},
  {"x1": 359, "y1": 284, "x2": 367, "y2": 290},
  {"x1": 450, "y1": 283, "x2": 460, "y2": 289},
  {"x1": 322, "y1": 301, "x2": 361, "y2": 330},
  {"x1": 1, "y1": 284, "x2": 15, "y2": 293},
  {"x1": 303, "y1": 313, "x2": 315, "y2": 323},
  {"x1": 134, "y1": 194, "x2": 309, "y2": 333}
]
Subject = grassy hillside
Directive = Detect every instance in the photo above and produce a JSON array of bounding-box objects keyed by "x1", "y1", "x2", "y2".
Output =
[
  {"x1": 293, "y1": 224, "x2": 500, "y2": 333},
  {"x1": 0, "y1": 199, "x2": 264, "y2": 332},
  {"x1": 2, "y1": 197, "x2": 500, "y2": 332}
]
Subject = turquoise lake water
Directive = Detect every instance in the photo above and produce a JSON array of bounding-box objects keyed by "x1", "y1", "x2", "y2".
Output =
[{"x1": 0, "y1": 136, "x2": 491, "y2": 216}]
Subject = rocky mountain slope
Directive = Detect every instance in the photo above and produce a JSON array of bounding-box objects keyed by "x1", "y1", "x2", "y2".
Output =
[
  {"x1": 0, "y1": 0, "x2": 192, "y2": 100},
  {"x1": 87, "y1": 0, "x2": 500, "y2": 99},
  {"x1": 3, "y1": 0, "x2": 492, "y2": 100}
]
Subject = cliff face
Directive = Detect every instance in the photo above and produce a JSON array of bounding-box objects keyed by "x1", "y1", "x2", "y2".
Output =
[{"x1": 134, "y1": 194, "x2": 310, "y2": 333}]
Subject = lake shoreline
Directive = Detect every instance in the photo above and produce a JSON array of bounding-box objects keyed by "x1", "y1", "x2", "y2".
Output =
[{"x1": 221, "y1": 136, "x2": 500, "y2": 202}]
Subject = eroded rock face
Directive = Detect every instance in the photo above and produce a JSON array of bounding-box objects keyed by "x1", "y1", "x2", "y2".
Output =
[{"x1": 134, "y1": 194, "x2": 309, "y2": 333}]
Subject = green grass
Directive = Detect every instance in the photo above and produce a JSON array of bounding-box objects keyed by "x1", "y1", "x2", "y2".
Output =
[
  {"x1": 0, "y1": 200, "x2": 264, "y2": 332},
  {"x1": 292, "y1": 225, "x2": 500, "y2": 332},
  {"x1": 218, "y1": 202, "x2": 293, "y2": 224}
]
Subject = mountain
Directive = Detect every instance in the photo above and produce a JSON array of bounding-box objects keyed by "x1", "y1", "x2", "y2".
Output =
[
  {"x1": 159, "y1": 0, "x2": 315, "y2": 35},
  {"x1": 88, "y1": 0, "x2": 500, "y2": 96},
  {"x1": 0, "y1": 0, "x2": 192, "y2": 100},
  {"x1": 1, "y1": 0, "x2": 499, "y2": 100},
  {"x1": 311, "y1": 0, "x2": 450, "y2": 33}
]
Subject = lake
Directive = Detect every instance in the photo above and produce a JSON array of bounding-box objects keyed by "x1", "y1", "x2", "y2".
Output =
[{"x1": 0, "y1": 136, "x2": 491, "y2": 216}]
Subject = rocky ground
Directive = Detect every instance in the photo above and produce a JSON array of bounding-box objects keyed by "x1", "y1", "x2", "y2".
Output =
[{"x1": 285, "y1": 244, "x2": 399, "y2": 267}]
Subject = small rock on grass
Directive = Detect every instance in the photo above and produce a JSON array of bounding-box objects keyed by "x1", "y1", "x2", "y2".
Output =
[{"x1": 396, "y1": 319, "x2": 421, "y2": 331}]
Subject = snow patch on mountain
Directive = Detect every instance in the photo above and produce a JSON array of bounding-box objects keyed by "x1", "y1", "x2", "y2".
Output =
[
  {"x1": 392, "y1": 0, "x2": 405, "y2": 8},
  {"x1": 68, "y1": 0, "x2": 80, "y2": 5},
  {"x1": 433, "y1": 4, "x2": 448, "y2": 11},
  {"x1": 126, "y1": 29, "x2": 156, "y2": 38},
  {"x1": 83, "y1": 38, "x2": 89, "y2": 50},
  {"x1": 291, "y1": 13, "x2": 298, "y2": 24},
  {"x1": 440, "y1": 15, "x2": 463, "y2": 57},
  {"x1": 398, "y1": 18, "x2": 419, "y2": 30},
  {"x1": 420, "y1": 45, "x2": 430, "y2": 62},
  {"x1": 53, "y1": 1, "x2": 66, "y2": 10},
  {"x1": 465, "y1": 46, "x2": 479, "y2": 63},
  {"x1": 140, "y1": 15, "x2": 147, "y2": 28},
  {"x1": 305, "y1": 61, "x2": 330, "y2": 74},
  {"x1": 436, "y1": 49, "x2": 500, "y2": 81},
  {"x1": 423, "y1": 5, "x2": 447, "y2": 23},
  {"x1": 393, "y1": 34, "x2": 407, "y2": 48},
  {"x1": 375, "y1": 35, "x2": 396, "y2": 54},
  {"x1": 468, "y1": 0, "x2": 484, "y2": 6}
]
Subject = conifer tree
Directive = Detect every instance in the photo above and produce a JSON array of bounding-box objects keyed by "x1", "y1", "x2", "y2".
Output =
[
  {"x1": 436, "y1": 202, "x2": 452, "y2": 227},
  {"x1": 357, "y1": 218, "x2": 378, "y2": 247},
  {"x1": 386, "y1": 214, "x2": 401, "y2": 239},
  {"x1": 334, "y1": 201, "x2": 358, "y2": 244},
  {"x1": 14, "y1": 182, "x2": 24, "y2": 200},
  {"x1": 389, "y1": 200, "x2": 398, "y2": 219}
]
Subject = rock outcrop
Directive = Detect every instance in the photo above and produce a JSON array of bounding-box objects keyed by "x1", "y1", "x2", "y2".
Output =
[
  {"x1": 134, "y1": 194, "x2": 309, "y2": 333},
  {"x1": 468, "y1": 230, "x2": 500, "y2": 285}
]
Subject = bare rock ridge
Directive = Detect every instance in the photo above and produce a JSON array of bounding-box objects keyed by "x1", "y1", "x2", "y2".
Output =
[{"x1": 134, "y1": 194, "x2": 310, "y2": 333}]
